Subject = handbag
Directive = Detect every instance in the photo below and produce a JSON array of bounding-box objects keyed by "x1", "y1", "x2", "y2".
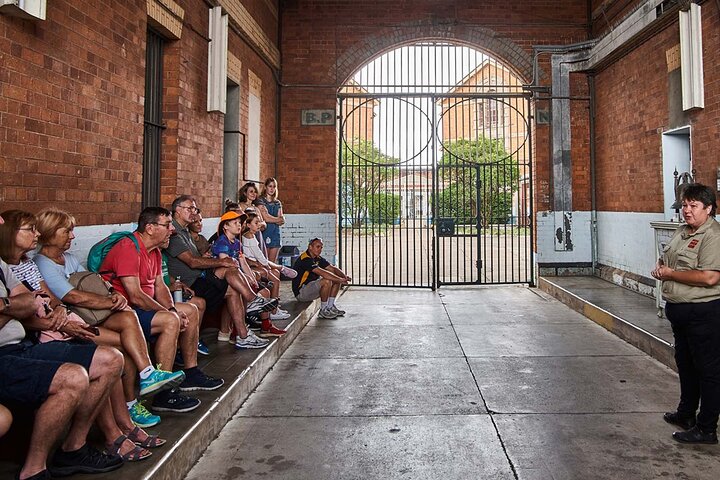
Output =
[{"x1": 67, "y1": 272, "x2": 113, "y2": 326}]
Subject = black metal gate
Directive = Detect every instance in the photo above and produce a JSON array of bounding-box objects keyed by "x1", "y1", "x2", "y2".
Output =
[{"x1": 338, "y1": 43, "x2": 534, "y2": 288}]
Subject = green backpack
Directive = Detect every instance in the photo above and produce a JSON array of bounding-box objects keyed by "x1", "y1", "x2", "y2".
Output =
[{"x1": 87, "y1": 231, "x2": 139, "y2": 273}]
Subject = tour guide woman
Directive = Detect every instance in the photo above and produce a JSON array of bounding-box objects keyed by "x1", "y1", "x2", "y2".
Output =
[{"x1": 652, "y1": 183, "x2": 720, "y2": 444}]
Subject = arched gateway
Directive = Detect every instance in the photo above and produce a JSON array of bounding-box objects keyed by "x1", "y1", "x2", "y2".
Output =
[{"x1": 338, "y1": 42, "x2": 534, "y2": 289}]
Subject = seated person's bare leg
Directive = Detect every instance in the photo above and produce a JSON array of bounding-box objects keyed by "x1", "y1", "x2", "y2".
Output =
[
  {"x1": 224, "y1": 288, "x2": 251, "y2": 339},
  {"x1": 149, "y1": 312, "x2": 181, "y2": 369},
  {"x1": 267, "y1": 271, "x2": 280, "y2": 299},
  {"x1": 118, "y1": 356, "x2": 138, "y2": 403},
  {"x1": 99, "y1": 311, "x2": 154, "y2": 372},
  {"x1": 219, "y1": 305, "x2": 232, "y2": 336},
  {"x1": 20, "y1": 364, "x2": 88, "y2": 480},
  {"x1": 95, "y1": 323, "x2": 141, "y2": 402},
  {"x1": 61, "y1": 347, "x2": 123, "y2": 452},
  {"x1": 319, "y1": 278, "x2": 333, "y2": 302},
  {"x1": 188, "y1": 296, "x2": 206, "y2": 327},
  {"x1": 94, "y1": 384, "x2": 145, "y2": 457},
  {"x1": 177, "y1": 302, "x2": 200, "y2": 369},
  {"x1": 109, "y1": 379, "x2": 156, "y2": 445},
  {"x1": 215, "y1": 267, "x2": 256, "y2": 303}
]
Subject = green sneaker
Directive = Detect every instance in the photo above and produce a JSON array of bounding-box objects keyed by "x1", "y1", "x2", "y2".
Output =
[
  {"x1": 139, "y1": 367, "x2": 185, "y2": 398},
  {"x1": 129, "y1": 401, "x2": 161, "y2": 428}
]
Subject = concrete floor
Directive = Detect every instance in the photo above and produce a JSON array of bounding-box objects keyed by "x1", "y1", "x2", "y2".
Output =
[{"x1": 184, "y1": 286, "x2": 720, "y2": 480}]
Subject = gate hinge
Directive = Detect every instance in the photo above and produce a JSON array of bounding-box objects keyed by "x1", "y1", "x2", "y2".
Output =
[{"x1": 476, "y1": 259, "x2": 483, "y2": 270}]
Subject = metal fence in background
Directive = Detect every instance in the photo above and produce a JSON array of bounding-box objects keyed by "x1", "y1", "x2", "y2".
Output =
[{"x1": 338, "y1": 42, "x2": 533, "y2": 288}]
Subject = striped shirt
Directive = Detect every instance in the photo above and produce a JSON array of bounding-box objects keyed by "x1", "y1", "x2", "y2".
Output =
[{"x1": 9, "y1": 258, "x2": 44, "y2": 292}]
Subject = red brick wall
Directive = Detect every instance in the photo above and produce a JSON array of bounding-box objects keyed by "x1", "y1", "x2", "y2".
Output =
[
  {"x1": 279, "y1": 0, "x2": 591, "y2": 214},
  {"x1": 0, "y1": 0, "x2": 147, "y2": 224},
  {"x1": 592, "y1": 2, "x2": 720, "y2": 213},
  {"x1": 685, "y1": 3, "x2": 720, "y2": 189},
  {"x1": 0, "y1": 0, "x2": 279, "y2": 223},
  {"x1": 594, "y1": 27, "x2": 670, "y2": 212},
  {"x1": 571, "y1": 73, "x2": 591, "y2": 212}
]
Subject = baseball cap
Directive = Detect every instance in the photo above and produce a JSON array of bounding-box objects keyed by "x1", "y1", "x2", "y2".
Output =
[{"x1": 220, "y1": 211, "x2": 246, "y2": 223}]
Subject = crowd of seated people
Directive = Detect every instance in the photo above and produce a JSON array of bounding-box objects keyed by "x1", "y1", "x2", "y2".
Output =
[
  {"x1": 0, "y1": 181, "x2": 352, "y2": 479},
  {"x1": 0, "y1": 185, "x2": 294, "y2": 479}
]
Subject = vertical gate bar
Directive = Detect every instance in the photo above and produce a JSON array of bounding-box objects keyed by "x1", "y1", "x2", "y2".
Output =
[
  {"x1": 502, "y1": 98, "x2": 508, "y2": 283},
  {"x1": 418, "y1": 47, "x2": 422, "y2": 285},
  {"x1": 432, "y1": 93, "x2": 438, "y2": 290},
  {"x1": 365, "y1": 118, "x2": 370, "y2": 285},
  {"x1": 403, "y1": 92, "x2": 408, "y2": 286},
  {"x1": 489, "y1": 116, "x2": 495, "y2": 284},
  {"x1": 510, "y1": 97, "x2": 516, "y2": 282},
  {"x1": 473, "y1": 95, "x2": 479, "y2": 283},
  {"x1": 338, "y1": 97, "x2": 344, "y2": 277},
  {"x1": 459, "y1": 93, "x2": 465, "y2": 283},
  {"x1": 475, "y1": 163, "x2": 481, "y2": 282},
  {"x1": 528, "y1": 96, "x2": 534, "y2": 285},
  {"x1": 431, "y1": 45, "x2": 437, "y2": 288},
  {"x1": 412, "y1": 46, "x2": 417, "y2": 286}
]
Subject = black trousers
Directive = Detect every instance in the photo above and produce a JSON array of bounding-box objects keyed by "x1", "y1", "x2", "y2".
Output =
[{"x1": 666, "y1": 298, "x2": 720, "y2": 432}]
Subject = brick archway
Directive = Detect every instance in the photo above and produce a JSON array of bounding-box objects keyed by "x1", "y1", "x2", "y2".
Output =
[{"x1": 333, "y1": 23, "x2": 535, "y2": 86}]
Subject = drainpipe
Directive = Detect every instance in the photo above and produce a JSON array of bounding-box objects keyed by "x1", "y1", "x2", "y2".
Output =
[
  {"x1": 525, "y1": 40, "x2": 597, "y2": 92},
  {"x1": 589, "y1": 74, "x2": 598, "y2": 274}
]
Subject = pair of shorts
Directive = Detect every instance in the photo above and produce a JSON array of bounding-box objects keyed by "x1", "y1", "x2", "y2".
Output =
[
  {"x1": 192, "y1": 272, "x2": 229, "y2": 313},
  {"x1": 0, "y1": 339, "x2": 97, "y2": 407},
  {"x1": 264, "y1": 224, "x2": 281, "y2": 248},
  {"x1": 132, "y1": 308, "x2": 160, "y2": 342},
  {"x1": 296, "y1": 278, "x2": 323, "y2": 302}
]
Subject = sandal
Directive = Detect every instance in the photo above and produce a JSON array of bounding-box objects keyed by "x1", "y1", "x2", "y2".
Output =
[
  {"x1": 126, "y1": 426, "x2": 167, "y2": 448},
  {"x1": 106, "y1": 434, "x2": 152, "y2": 462}
]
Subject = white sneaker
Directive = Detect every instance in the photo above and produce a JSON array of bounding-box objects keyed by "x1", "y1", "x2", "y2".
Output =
[
  {"x1": 217, "y1": 331, "x2": 231, "y2": 343},
  {"x1": 280, "y1": 266, "x2": 298, "y2": 279},
  {"x1": 318, "y1": 307, "x2": 338, "y2": 319},
  {"x1": 270, "y1": 310, "x2": 291, "y2": 320},
  {"x1": 276, "y1": 307, "x2": 289, "y2": 315},
  {"x1": 235, "y1": 330, "x2": 270, "y2": 349},
  {"x1": 329, "y1": 305, "x2": 345, "y2": 316}
]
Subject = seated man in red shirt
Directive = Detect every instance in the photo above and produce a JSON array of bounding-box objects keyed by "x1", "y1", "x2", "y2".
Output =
[{"x1": 100, "y1": 207, "x2": 223, "y2": 414}]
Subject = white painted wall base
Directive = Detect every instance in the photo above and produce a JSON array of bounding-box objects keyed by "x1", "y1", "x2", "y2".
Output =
[
  {"x1": 281, "y1": 214, "x2": 337, "y2": 262},
  {"x1": 68, "y1": 223, "x2": 137, "y2": 266},
  {"x1": 596, "y1": 211, "x2": 667, "y2": 278},
  {"x1": 536, "y1": 211, "x2": 592, "y2": 264},
  {"x1": 64, "y1": 214, "x2": 338, "y2": 267}
]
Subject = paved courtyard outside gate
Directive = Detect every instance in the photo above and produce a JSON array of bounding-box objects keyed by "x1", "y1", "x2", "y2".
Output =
[{"x1": 338, "y1": 43, "x2": 534, "y2": 288}]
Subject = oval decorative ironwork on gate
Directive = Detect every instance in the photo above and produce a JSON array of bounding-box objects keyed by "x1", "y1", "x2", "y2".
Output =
[{"x1": 338, "y1": 42, "x2": 534, "y2": 288}]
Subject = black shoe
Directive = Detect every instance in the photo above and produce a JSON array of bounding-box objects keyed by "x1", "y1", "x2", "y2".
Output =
[
  {"x1": 663, "y1": 411, "x2": 696, "y2": 430},
  {"x1": 246, "y1": 313, "x2": 262, "y2": 330},
  {"x1": 49, "y1": 444, "x2": 123, "y2": 477},
  {"x1": 151, "y1": 388, "x2": 201, "y2": 413},
  {"x1": 672, "y1": 425, "x2": 718, "y2": 444},
  {"x1": 179, "y1": 369, "x2": 225, "y2": 392}
]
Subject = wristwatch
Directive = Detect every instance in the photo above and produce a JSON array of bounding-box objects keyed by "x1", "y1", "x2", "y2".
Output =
[{"x1": 1, "y1": 297, "x2": 10, "y2": 311}]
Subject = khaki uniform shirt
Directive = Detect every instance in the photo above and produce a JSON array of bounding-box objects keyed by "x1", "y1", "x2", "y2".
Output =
[{"x1": 662, "y1": 217, "x2": 720, "y2": 303}]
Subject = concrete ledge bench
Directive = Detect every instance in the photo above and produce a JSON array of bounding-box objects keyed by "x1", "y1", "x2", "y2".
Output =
[{"x1": 0, "y1": 283, "x2": 318, "y2": 480}]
